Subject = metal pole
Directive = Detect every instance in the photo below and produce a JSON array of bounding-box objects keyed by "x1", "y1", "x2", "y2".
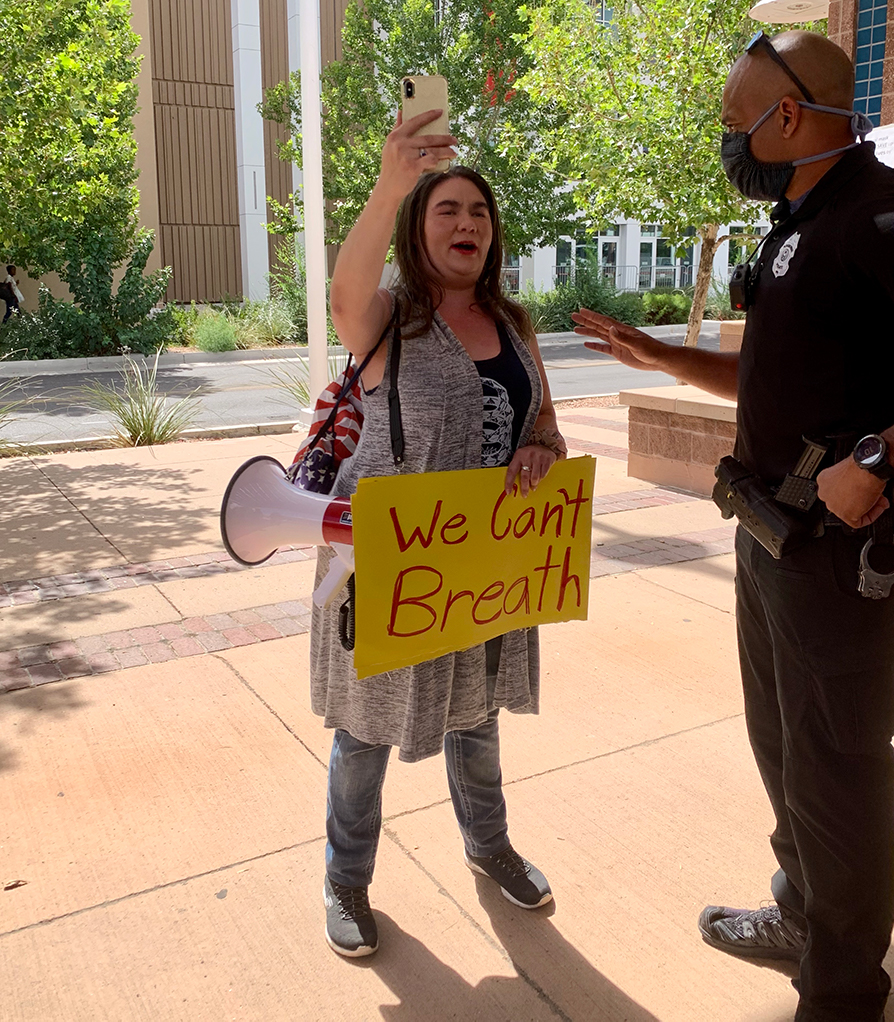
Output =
[{"x1": 299, "y1": 0, "x2": 328, "y2": 410}]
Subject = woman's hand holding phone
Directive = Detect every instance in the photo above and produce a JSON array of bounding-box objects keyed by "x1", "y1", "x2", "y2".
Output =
[{"x1": 376, "y1": 110, "x2": 457, "y2": 205}]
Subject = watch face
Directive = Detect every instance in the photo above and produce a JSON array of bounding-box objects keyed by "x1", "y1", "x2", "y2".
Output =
[{"x1": 855, "y1": 435, "x2": 885, "y2": 467}]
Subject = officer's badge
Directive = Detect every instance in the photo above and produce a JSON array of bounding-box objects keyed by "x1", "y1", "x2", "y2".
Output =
[{"x1": 772, "y1": 232, "x2": 801, "y2": 278}]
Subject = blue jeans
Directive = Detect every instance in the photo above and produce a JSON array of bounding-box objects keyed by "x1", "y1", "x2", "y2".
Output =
[{"x1": 326, "y1": 637, "x2": 509, "y2": 887}]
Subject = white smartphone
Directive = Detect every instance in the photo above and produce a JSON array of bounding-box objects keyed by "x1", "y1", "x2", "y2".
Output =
[{"x1": 401, "y1": 75, "x2": 450, "y2": 173}]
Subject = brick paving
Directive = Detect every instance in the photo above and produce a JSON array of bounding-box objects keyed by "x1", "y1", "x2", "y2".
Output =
[
  {"x1": 2, "y1": 405, "x2": 735, "y2": 693},
  {"x1": 563, "y1": 436, "x2": 629, "y2": 461},
  {"x1": 0, "y1": 597, "x2": 314, "y2": 693},
  {"x1": 558, "y1": 413, "x2": 630, "y2": 434},
  {"x1": 0, "y1": 545, "x2": 313, "y2": 608}
]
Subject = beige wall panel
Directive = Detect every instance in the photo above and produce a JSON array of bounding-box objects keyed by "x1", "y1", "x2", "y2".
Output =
[
  {"x1": 322, "y1": 0, "x2": 352, "y2": 66},
  {"x1": 149, "y1": 0, "x2": 242, "y2": 302}
]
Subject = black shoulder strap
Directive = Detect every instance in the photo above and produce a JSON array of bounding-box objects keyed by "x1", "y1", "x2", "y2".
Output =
[
  {"x1": 303, "y1": 314, "x2": 393, "y2": 457},
  {"x1": 388, "y1": 322, "x2": 404, "y2": 466}
]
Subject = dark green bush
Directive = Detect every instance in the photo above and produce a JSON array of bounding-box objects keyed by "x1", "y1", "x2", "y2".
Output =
[
  {"x1": 0, "y1": 230, "x2": 174, "y2": 360},
  {"x1": 641, "y1": 290, "x2": 692, "y2": 326},
  {"x1": 516, "y1": 259, "x2": 644, "y2": 333}
]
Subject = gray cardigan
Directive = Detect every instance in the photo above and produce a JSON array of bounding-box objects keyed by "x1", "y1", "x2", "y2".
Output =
[{"x1": 310, "y1": 305, "x2": 543, "y2": 762}]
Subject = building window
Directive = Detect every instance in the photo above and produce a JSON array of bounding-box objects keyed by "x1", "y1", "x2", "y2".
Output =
[
  {"x1": 855, "y1": 0, "x2": 887, "y2": 128},
  {"x1": 502, "y1": 253, "x2": 520, "y2": 294},
  {"x1": 589, "y1": 0, "x2": 614, "y2": 24}
]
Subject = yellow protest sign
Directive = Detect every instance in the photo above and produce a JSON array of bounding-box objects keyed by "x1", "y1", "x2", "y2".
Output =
[{"x1": 352, "y1": 456, "x2": 595, "y2": 680}]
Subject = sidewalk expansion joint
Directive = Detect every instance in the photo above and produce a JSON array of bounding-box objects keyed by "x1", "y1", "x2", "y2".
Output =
[
  {"x1": 214, "y1": 654, "x2": 327, "y2": 770},
  {"x1": 502, "y1": 712, "x2": 746, "y2": 791},
  {"x1": 383, "y1": 825, "x2": 575, "y2": 1022},
  {"x1": 0, "y1": 834, "x2": 326, "y2": 941}
]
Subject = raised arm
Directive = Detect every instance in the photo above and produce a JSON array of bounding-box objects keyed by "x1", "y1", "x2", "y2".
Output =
[
  {"x1": 572, "y1": 309, "x2": 740, "y2": 401},
  {"x1": 329, "y1": 110, "x2": 458, "y2": 371}
]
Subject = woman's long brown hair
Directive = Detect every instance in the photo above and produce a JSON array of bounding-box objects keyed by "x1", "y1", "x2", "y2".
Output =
[{"x1": 392, "y1": 166, "x2": 535, "y2": 343}]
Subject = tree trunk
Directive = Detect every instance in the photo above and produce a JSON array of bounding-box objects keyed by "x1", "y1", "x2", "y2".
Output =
[{"x1": 684, "y1": 223, "x2": 719, "y2": 348}]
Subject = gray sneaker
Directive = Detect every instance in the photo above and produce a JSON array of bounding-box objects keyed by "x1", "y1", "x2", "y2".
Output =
[
  {"x1": 698, "y1": 904, "x2": 806, "y2": 961},
  {"x1": 465, "y1": 846, "x2": 553, "y2": 909},
  {"x1": 323, "y1": 876, "x2": 378, "y2": 957}
]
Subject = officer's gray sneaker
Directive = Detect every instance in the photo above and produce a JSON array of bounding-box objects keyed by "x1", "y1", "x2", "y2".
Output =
[
  {"x1": 698, "y1": 904, "x2": 806, "y2": 961},
  {"x1": 464, "y1": 846, "x2": 553, "y2": 909},
  {"x1": 323, "y1": 876, "x2": 378, "y2": 957}
]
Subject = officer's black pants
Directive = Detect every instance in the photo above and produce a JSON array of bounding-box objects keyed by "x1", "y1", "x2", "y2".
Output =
[{"x1": 736, "y1": 526, "x2": 894, "y2": 1022}]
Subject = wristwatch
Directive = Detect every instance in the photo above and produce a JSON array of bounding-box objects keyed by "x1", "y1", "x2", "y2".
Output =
[{"x1": 853, "y1": 434, "x2": 894, "y2": 480}]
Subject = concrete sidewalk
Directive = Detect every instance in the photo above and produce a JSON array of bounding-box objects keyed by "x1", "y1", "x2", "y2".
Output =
[{"x1": 0, "y1": 404, "x2": 829, "y2": 1021}]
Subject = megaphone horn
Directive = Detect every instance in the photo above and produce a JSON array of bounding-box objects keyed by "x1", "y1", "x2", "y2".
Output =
[{"x1": 220, "y1": 456, "x2": 353, "y2": 567}]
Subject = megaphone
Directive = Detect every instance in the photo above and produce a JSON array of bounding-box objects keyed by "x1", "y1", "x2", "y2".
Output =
[{"x1": 220, "y1": 456, "x2": 354, "y2": 608}]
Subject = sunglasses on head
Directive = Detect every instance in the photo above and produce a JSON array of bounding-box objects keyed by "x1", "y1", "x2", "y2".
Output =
[{"x1": 745, "y1": 30, "x2": 817, "y2": 105}]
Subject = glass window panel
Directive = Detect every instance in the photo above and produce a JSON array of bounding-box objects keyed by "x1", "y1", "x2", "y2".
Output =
[
  {"x1": 874, "y1": 6, "x2": 887, "y2": 24},
  {"x1": 871, "y1": 43, "x2": 886, "y2": 61},
  {"x1": 871, "y1": 60, "x2": 885, "y2": 78},
  {"x1": 873, "y1": 25, "x2": 887, "y2": 41},
  {"x1": 856, "y1": 80, "x2": 870, "y2": 98},
  {"x1": 859, "y1": 9, "x2": 873, "y2": 26},
  {"x1": 857, "y1": 63, "x2": 870, "y2": 81},
  {"x1": 640, "y1": 242, "x2": 653, "y2": 265},
  {"x1": 868, "y1": 96, "x2": 883, "y2": 115},
  {"x1": 858, "y1": 27, "x2": 872, "y2": 44},
  {"x1": 858, "y1": 44, "x2": 872, "y2": 63}
]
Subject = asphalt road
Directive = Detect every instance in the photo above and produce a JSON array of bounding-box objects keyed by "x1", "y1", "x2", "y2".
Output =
[{"x1": 3, "y1": 322, "x2": 721, "y2": 445}]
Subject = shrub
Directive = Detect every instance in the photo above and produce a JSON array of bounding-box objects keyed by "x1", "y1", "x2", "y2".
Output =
[
  {"x1": 81, "y1": 351, "x2": 199, "y2": 446},
  {"x1": 269, "y1": 241, "x2": 339, "y2": 345},
  {"x1": 704, "y1": 276, "x2": 746, "y2": 321},
  {"x1": 516, "y1": 259, "x2": 644, "y2": 333},
  {"x1": 0, "y1": 230, "x2": 175, "y2": 361},
  {"x1": 229, "y1": 296, "x2": 300, "y2": 348},
  {"x1": 194, "y1": 312, "x2": 237, "y2": 353},
  {"x1": 641, "y1": 290, "x2": 692, "y2": 326}
]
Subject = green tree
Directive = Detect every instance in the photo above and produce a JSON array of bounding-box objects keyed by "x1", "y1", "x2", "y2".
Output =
[
  {"x1": 521, "y1": 0, "x2": 795, "y2": 346},
  {"x1": 0, "y1": 0, "x2": 141, "y2": 273},
  {"x1": 0, "y1": 0, "x2": 172, "y2": 357},
  {"x1": 260, "y1": 0, "x2": 577, "y2": 257}
]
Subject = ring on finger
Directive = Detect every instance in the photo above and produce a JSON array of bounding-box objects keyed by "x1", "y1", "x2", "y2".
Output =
[
  {"x1": 419, "y1": 148, "x2": 427, "y2": 157},
  {"x1": 521, "y1": 465, "x2": 532, "y2": 472}
]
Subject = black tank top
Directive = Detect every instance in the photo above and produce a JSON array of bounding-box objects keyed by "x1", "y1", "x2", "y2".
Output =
[{"x1": 474, "y1": 321, "x2": 532, "y2": 468}]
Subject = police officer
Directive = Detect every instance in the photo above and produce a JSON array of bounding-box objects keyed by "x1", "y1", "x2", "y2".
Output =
[{"x1": 573, "y1": 29, "x2": 894, "y2": 1022}]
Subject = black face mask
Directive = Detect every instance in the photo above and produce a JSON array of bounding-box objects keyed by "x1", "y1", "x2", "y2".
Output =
[{"x1": 721, "y1": 101, "x2": 873, "y2": 202}]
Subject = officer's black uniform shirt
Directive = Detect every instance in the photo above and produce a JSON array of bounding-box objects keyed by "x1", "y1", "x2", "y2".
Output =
[{"x1": 735, "y1": 143, "x2": 894, "y2": 486}]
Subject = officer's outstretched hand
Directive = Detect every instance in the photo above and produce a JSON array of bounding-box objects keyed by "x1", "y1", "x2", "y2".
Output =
[
  {"x1": 817, "y1": 458, "x2": 889, "y2": 529},
  {"x1": 572, "y1": 309, "x2": 667, "y2": 371}
]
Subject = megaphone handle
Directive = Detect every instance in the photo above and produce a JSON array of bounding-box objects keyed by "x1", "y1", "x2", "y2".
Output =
[{"x1": 313, "y1": 546, "x2": 355, "y2": 609}]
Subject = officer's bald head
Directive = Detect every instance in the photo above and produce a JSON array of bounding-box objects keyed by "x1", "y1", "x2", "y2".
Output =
[{"x1": 725, "y1": 31, "x2": 855, "y2": 114}]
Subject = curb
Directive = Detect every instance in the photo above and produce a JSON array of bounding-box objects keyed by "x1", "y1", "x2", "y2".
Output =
[
  {"x1": 10, "y1": 420, "x2": 302, "y2": 455},
  {"x1": 0, "y1": 333, "x2": 591, "y2": 378},
  {"x1": 4, "y1": 396, "x2": 623, "y2": 456}
]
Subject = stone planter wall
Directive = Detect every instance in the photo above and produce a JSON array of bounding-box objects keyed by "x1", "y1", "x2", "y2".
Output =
[
  {"x1": 621, "y1": 386, "x2": 737, "y2": 495},
  {"x1": 719, "y1": 319, "x2": 746, "y2": 352}
]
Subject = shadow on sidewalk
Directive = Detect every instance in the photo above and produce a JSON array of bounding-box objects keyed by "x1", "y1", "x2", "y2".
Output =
[
  {"x1": 364, "y1": 900, "x2": 661, "y2": 1022},
  {"x1": 0, "y1": 682, "x2": 89, "y2": 774},
  {"x1": 1, "y1": 459, "x2": 211, "y2": 581}
]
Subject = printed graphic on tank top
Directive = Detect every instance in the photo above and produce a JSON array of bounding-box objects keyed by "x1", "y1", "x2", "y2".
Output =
[{"x1": 475, "y1": 321, "x2": 532, "y2": 468}]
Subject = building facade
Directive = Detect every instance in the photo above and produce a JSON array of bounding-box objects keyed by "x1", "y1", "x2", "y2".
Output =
[{"x1": 131, "y1": 0, "x2": 350, "y2": 304}]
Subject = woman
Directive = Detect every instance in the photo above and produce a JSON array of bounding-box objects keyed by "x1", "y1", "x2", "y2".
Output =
[{"x1": 314, "y1": 109, "x2": 568, "y2": 957}]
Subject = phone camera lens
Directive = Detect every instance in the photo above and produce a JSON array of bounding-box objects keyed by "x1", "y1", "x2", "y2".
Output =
[{"x1": 405, "y1": 81, "x2": 414, "y2": 98}]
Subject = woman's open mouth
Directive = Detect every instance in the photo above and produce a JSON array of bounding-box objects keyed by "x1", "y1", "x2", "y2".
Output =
[{"x1": 450, "y1": 242, "x2": 478, "y2": 255}]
